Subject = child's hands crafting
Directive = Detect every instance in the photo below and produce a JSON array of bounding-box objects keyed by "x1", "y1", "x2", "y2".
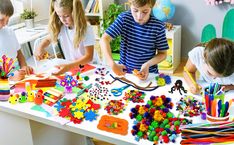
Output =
[
  {"x1": 189, "y1": 83, "x2": 202, "y2": 95},
  {"x1": 139, "y1": 63, "x2": 150, "y2": 80},
  {"x1": 111, "y1": 63, "x2": 126, "y2": 76},
  {"x1": 52, "y1": 63, "x2": 71, "y2": 75},
  {"x1": 34, "y1": 48, "x2": 49, "y2": 60},
  {"x1": 9, "y1": 69, "x2": 26, "y2": 81},
  {"x1": 21, "y1": 66, "x2": 34, "y2": 75}
]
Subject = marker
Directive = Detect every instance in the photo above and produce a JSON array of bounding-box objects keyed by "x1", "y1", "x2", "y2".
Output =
[
  {"x1": 215, "y1": 86, "x2": 225, "y2": 96},
  {"x1": 184, "y1": 67, "x2": 197, "y2": 86}
]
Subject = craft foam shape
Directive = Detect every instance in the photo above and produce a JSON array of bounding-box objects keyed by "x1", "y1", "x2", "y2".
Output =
[{"x1": 97, "y1": 115, "x2": 128, "y2": 135}]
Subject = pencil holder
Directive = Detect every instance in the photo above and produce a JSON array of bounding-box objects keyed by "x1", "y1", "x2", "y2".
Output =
[
  {"x1": 204, "y1": 83, "x2": 231, "y2": 122},
  {"x1": 0, "y1": 77, "x2": 10, "y2": 101},
  {"x1": 206, "y1": 113, "x2": 229, "y2": 122},
  {"x1": 0, "y1": 55, "x2": 17, "y2": 101}
]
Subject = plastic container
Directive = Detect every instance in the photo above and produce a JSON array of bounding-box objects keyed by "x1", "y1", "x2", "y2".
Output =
[{"x1": 206, "y1": 114, "x2": 229, "y2": 122}]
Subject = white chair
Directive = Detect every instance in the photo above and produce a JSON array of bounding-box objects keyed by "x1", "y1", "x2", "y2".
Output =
[
  {"x1": 32, "y1": 36, "x2": 102, "y2": 72},
  {"x1": 32, "y1": 35, "x2": 58, "y2": 68}
]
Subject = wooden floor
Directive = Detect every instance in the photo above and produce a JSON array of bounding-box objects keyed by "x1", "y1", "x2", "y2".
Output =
[{"x1": 93, "y1": 59, "x2": 187, "y2": 145}]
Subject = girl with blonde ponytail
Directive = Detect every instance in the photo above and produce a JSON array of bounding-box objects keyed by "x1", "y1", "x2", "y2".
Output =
[{"x1": 34, "y1": 0, "x2": 95, "y2": 75}]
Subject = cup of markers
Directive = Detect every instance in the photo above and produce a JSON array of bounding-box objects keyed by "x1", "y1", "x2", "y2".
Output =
[
  {"x1": 204, "y1": 83, "x2": 231, "y2": 122},
  {"x1": 0, "y1": 55, "x2": 16, "y2": 101}
]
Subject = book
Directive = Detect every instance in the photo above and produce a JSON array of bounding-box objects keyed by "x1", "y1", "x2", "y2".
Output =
[{"x1": 85, "y1": 0, "x2": 95, "y2": 13}]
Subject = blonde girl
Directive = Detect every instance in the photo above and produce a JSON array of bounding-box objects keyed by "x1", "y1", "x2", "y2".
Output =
[{"x1": 34, "y1": 0, "x2": 95, "y2": 75}]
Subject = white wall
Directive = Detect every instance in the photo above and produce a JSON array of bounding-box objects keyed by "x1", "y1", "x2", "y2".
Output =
[
  {"x1": 9, "y1": 0, "x2": 50, "y2": 24},
  {"x1": 25, "y1": 0, "x2": 50, "y2": 22},
  {"x1": 117, "y1": 0, "x2": 234, "y2": 58}
]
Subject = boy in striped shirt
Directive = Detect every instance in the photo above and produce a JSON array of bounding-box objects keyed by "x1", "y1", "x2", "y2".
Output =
[{"x1": 100, "y1": 0, "x2": 169, "y2": 80}]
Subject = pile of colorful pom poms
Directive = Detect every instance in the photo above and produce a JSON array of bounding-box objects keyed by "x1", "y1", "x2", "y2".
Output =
[
  {"x1": 104, "y1": 100, "x2": 127, "y2": 115},
  {"x1": 123, "y1": 90, "x2": 145, "y2": 103},
  {"x1": 129, "y1": 95, "x2": 192, "y2": 144},
  {"x1": 155, "y1": 73, "x2": 171, "y2": 86},
  {"x1": 54, "y1": 98, "x2": 100, "y2": 124},
  {"x1": 176, "y1": 95, "x2": 205, "y2": 117}
]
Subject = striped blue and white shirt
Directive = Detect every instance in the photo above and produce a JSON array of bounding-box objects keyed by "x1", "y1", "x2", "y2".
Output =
[{"x1": 106, "y1": 11, "x2": 169, "y2": 73}]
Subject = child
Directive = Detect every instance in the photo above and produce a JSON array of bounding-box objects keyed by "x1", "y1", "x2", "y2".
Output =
[
  {"x1": 100, "y1": 0, "x2": 168, "y2": 80},
  {"x1": 0, "y1": 0, "x2": 33, "y2": 81},
  {"x1": 184, "y1": 38, "x2": 234, "y2": 94},
  {"x1": 34, "y1": 0, "x2": 95, "y2": 75}
]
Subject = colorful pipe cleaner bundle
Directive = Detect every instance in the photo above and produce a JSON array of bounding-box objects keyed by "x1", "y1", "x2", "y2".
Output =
[
  {"x1": 181, "y1": 121, "x2": 234, "y2": 144},
  {"x1": 0, "y1": 55, "x2": 16, "y2": 78},
  {"x1": 176, "y1": 95, "x2": 205, "y2": 117},
  {"x1": 204, "y1": 83, "x2": 231, "y2": 119},
  {"x1": 129, "y1": 95, "x2": 192, "y2": 144}
]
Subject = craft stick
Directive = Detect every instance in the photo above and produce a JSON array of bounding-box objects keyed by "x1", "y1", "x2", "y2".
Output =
[
  {"x1": 184, "y1": 67, "x2": 197, "y2": 86},
  {"x1": 215, "y1": 86, "x2": 225, "y2": 96}
]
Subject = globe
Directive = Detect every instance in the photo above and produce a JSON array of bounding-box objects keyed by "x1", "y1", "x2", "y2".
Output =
[{"x1": 152, "y1": 0, "x2": 175, "y2": 22}]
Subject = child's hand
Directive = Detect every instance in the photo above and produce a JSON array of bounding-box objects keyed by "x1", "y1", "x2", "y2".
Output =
[
  {"x1": 138, "y1": 63, "x2": 149, "y2": 80},
  {"x1": 111, "y1": 63, "x2": 126, "y2": 76},
  {"x1": 133, "y1": 69, "x2": 146, "y2": 80},
  {"x1": 189, "y1": 84, "x2": 202, "y2": 94},
  {"x1": 52, "y1": 64, "x2": 71, "y2": 75},
  {"x1": 9, "y1": 70, "x2": 26, "y2": 81},
  {"x1": 222, "y1": 85, "x2": 234, "y2": 92},
  {"x1": 34, "y1": 48, "x2": 49, "y2": 60},
  {"x1": 21, "y1": 66, "x2": 34, "y2": 75}
]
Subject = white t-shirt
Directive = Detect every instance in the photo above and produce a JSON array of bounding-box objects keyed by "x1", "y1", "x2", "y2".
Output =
[
  {"x1": 0, "y1": 27, "x2": 20, "y2": 59},
  {"x1": 188, "y1": 46, "x2": 234, "y2": 85},
  {"x1": 58, "y1": 25, "x2": 95, "y2": 61}
]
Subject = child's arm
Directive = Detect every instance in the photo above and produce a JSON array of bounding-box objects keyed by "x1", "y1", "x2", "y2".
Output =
[
  {"x1": 183, "y1": 58, "x2": 201, "y2": 94},
  {"x1": 17, "y1": 50, "x2": 33, "y2": 75},
  {"x1": 34, "y1": 36, "x2": 51, "y2": 60},
  {"x1": 139, "y1": 50, "x2": 167, "y2": 80},
  {"x1": 52, "y1": 45, "x2": 94, "y2": 75},
  {"x1": 100, "y1": 33, "x2": 126, "y2": 76},
  {"x1": 223, "y1": 85, "x2": 234, "y2": 91}
]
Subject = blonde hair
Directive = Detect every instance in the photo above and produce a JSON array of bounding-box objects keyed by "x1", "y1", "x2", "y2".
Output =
[
  {"x1": 128, "y1": 0, "x2": 156, "y2": 8},
  {"x1": 49, "y1": 0, "x2": 87, "y2": 48}
]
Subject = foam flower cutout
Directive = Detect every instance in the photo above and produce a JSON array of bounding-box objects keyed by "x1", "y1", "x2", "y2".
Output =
[
  {"x1": 60, "y1": 80, "x2": 67, "y2": 87},
  {"x1": 54, "y1": 101, "x2": 64, "y2": 112},
  {"x1": 74, "y1": 111, "x2": 84, "y2": 119},
  {"x1": 70, "y1": 79, "x2": 78, "y2": 87},
  {"x1": 84, "y1": 110, "x2": 98, "y2": 121},
  {"x1": 65, "y1": 74, "x2": 73, "y2": 83}
]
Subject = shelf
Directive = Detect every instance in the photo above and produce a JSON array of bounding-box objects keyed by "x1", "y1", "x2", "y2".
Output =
[
  {"x1": 159, "y1": 25, "x2": 182, "y2": 74},
  {"x1": 85, "y1": 13, "x2": 101, "y2": 17}
]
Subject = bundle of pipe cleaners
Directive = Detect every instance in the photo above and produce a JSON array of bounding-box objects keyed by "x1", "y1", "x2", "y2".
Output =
[
  {"x1": 181, "y1": 121, "x2": 234, "y2": 144},
  {"x1": 0, "y1": 55, "x2": 16, "y2": 78}
]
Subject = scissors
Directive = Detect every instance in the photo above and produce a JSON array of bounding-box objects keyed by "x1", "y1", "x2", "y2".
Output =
[{"x1": 111, "y1": 85, "x2": 130, "y2": 97}]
